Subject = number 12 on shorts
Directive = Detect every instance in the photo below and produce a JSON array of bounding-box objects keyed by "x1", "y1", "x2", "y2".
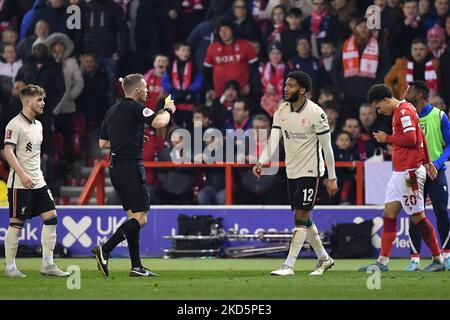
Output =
[{"x1": 303, "y1": 189, "x2": 314, "y2": 202}]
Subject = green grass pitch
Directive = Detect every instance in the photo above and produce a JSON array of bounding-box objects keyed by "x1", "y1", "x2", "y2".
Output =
[{"x1": 1, "y1": 258, "x2": 449, "y2": 300}]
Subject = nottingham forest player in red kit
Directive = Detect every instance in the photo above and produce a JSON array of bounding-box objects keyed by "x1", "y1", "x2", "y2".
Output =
[{"x1": 359, "y1": 84, "x2": 445, "y2": 272}]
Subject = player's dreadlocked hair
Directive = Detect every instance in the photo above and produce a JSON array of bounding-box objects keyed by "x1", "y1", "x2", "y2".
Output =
[
  {"x1": 19, "y1": 84, "x2": 46, "y2": 101},
  {"x1": 367, "y1": 84, "x2": 393, "y2": 103},
  {"x1": 287, "y1": 71, "x2": 312, "y2": 93}
]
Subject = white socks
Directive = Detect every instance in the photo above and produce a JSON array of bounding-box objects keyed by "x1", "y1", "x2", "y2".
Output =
[
  {"x1": 284, "y1": 223, "x2": 331, "y2": 268},
  {"x1": 5, "y1": 226, "x2": 21, "y2": 270},
  {"x1": 411, "y1": 254, "x2": 444, "y2": 264},
  {"x1": 5, "y1": 222, "x2": 57, "y2": 270},
  {"x1": 412, "y1": 253, "x2": 449, "y2": 262},
  {"x1": 433, "y1": 254, "x2": 444, "y2": 264},
  {"x1": 284, "y1": 227, "x2": 307, "y2": 268},
  {"x1": 306, "y1": 223, "x2": 330, "y2": 261},
  {"x1": 41, "y1": 224, "x2": 57, "y2": 267},
  {"x1": 377, "y1": 256, "x2": 390, "y2": 266}
]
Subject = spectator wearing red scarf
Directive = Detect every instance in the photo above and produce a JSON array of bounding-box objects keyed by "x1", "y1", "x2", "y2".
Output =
[
  {"x1": 163, "y1": 42, "x2": 203, "y2": 129},
  {"x1": 143, "y1": 55, "x2": 169, "y2": 111},
  {"x1": 331, "y1": 18, "x2": 391, "y2": 119},
  {"x1": 225, "y1": 98, "x2": 253, "y2": 131},
  {"x1": 263, "y1": 5, "x2": 287, "y2": 45},
  {"x1": 260, "y1": 42, "x2": 287, "y2": 117},
  {"x1": 388, "y1": 0, "x2": 427, "y2": 61},
  {"x1": 302, "y1": 0, "x2": 343, "y2": 58},
  {"x1": 385, "y1": 38, "x2": 440, "y2": 99}
]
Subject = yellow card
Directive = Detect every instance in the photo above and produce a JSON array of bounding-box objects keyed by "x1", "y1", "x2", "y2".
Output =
[{"x1": 165, "y1": 95, "x2": 172, "y2": 107}]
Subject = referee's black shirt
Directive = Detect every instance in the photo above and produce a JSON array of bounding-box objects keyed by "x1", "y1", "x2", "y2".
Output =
[{"x1": 100, "y1": 98, "x2": 157, "y2": 161}]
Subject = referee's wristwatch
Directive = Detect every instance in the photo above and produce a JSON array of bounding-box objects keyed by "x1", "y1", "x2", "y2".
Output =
[{"x1": 163, "y1": 108, "x2": 173, "y2": 116}]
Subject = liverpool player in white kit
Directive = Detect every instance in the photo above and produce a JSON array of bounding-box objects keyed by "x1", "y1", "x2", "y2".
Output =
[
  {"x1": 3, "y1": 85, "x2": 69, "y2": 277},
  {"x1": 253, "y1": 71, "x2": 338, "y2": 276},
  {"x1": 359, "y1": 84, "x2": 445, "y2": 272}
]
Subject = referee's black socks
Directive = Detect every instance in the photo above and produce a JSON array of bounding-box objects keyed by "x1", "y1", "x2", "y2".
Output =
[
  {"x1": 128, "y1": 228, "x2": 142, "y2": 268},
  {"x1": 102, "y1": 218, "x2": 141, "y2": 255}
]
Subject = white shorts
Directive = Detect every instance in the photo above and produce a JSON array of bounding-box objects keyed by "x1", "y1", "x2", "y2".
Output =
[{"x1": 384, "y1": 165, "x2": 426, "y2": 215}]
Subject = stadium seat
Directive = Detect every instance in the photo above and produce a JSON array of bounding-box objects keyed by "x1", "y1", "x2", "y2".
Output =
[
  {"x1": 71, "y1": 130, "x2": 81, "y2": 157},
  {"x1": 71, "y1": 114, "x2": 86, "y2": 157},
  {"x1": 53, "y1": 132, "x2": 64, "y2": 155},
  {"x1": 52, "y1": 132, "x2": 64, "y2": 175},
  {"x1": 71, "y1": 114, "x2": 86, "y2": 139}
]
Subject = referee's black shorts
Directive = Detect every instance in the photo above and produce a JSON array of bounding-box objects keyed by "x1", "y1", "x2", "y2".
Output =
[
  {"x1": 287, "y1": 176, "x2": 320, "y2": 211},
  {"x1": 109, "y1": 161, "x2": 150, "y2": 213}
]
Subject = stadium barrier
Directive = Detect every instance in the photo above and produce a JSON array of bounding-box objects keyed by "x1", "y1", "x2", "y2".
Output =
[
  {"x1": 77, "y1": 161, "x2": 365, "y2": 205},
  {"x1": 0, "y1": 206, "x2": 437, "y2": 258}
]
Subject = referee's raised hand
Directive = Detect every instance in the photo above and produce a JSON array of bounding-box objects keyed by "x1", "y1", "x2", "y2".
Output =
[{"x1": 165, "y1": 100, "x2": 177, "y2": 114}]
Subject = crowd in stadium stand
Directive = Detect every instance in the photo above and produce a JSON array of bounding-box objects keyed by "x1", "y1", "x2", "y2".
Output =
[{"x1": 0, "y1": 0, "x2": 449, "y2": 205}]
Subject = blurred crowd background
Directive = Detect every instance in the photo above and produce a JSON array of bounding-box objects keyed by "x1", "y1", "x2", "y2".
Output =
[{"x1": 0, "y1": 0, "x2": 449, "y2": 206}]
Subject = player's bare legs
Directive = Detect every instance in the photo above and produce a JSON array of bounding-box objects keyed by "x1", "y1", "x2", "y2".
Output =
[
  {"x1": 360, "y1": 201, "x2": 444, "y2": 271},
  {"x1": 358, "y1": 202, "x2": 399, "y2": 271},
  {"x1": 39, "y1": 210, "x2": 69, "y2": 277},
  {"x1": 410, "y1": 211, "x2": 445, "y2": 271},
  {"x1": 359, "y1": 201, "x2": 401, "y2": 271},
  {"x1": 375, "y1": 201, "x2": 402, "y2": 268},
  {"x1": 4, "y1": 217, "x2": 26, "y2": 277},
  {"x1": 272, "y1": 210, "x2": 334, "y2": 276}
]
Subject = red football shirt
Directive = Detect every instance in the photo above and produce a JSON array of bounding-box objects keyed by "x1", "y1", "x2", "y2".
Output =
[
  {"x1": 389, "y1": 101, "x2": 426, "y2": 172},
  {"x1": 143, "y1": 69, "x2": 164, "y2": 111},
  {"x1": 204, "y1": 39, "x2": 258, "y2": 96}
]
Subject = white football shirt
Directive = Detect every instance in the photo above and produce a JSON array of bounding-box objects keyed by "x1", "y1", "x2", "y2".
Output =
[
  {"x1": 4, "y1": 112, "x2": 46, "y2": 189},
  {"x1": 260, "y1": 98, "x2": 330, "y2": 179}
]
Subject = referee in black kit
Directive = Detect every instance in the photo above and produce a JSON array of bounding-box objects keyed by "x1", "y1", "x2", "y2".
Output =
[{"x1": 92, "y1": 74, "x2": 176, "y2": 278}]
